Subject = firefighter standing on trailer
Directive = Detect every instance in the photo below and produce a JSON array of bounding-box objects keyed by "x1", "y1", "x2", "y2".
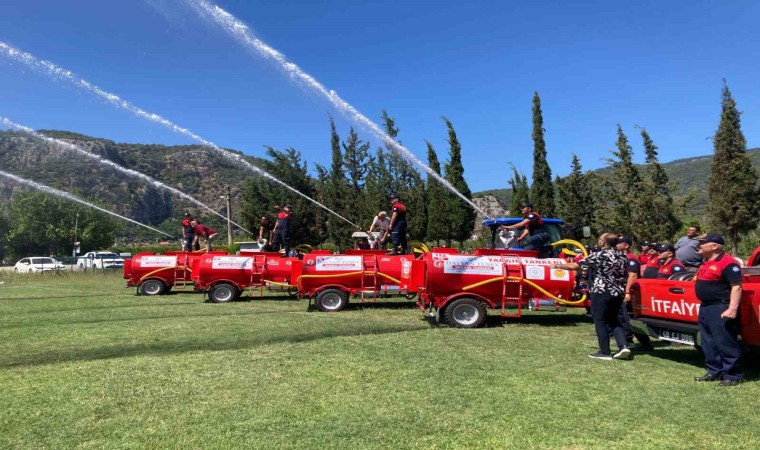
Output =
[
  {"x1": 181, "y1": 212, "x2": 200, "y2": 252},
  {"x1": 388, "y1": 194, "x2": 407, "y2": 255},
  {"x1": 500, "y1": 202, "x2": 552, "y2": 257},
  {"x1": 272, "y1": 205, "x2": 293, "y2": 257},
  {"x1": 693, "y1": 232, "x2": 743, "y2": 386}
]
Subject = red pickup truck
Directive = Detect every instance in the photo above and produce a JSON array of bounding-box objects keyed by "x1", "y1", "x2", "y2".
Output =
[{"x1": 629, "y1": 247, "x2": 760, "y2": 353}]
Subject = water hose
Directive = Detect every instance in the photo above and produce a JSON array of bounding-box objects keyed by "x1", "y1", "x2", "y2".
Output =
[{"x1": 461, "y1": 276, "x2": 587, "y2": 305}]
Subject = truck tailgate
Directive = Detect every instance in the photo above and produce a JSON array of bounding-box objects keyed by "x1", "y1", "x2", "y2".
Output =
[{"x1": 632, "y1": 279, "x2": 700, "y2": 323}]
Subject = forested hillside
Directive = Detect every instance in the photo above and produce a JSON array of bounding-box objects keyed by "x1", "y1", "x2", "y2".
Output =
[{"x1": 473, "y1": 148, "x2": 760, "y2": 215}]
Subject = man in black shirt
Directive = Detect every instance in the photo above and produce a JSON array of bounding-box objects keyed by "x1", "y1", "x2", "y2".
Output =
[{"x1": 555, "y1": 233, "x2": 631, "y2": 360}]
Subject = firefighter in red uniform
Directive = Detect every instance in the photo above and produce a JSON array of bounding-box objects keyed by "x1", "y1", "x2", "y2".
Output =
[
  {"x1": 641, "y1": 243, "x2": 661, "y2": 279},
  {"x1": 388, "y1": 194, "x2": 407, "y2": 255},
  {"x1": 639, "y1": 242, "x2": 652, "y2": 266},
  {"x1": 693, "y1": 232, "x2": 743, "y2": 386},
  {"x1": 655, "y1": 243, "x2": 686, "y2": 279}
]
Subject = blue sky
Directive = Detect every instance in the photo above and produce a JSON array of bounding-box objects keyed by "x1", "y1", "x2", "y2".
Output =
[{"x1": 1, "y1": 0, "x2": 759, "y2": 193}]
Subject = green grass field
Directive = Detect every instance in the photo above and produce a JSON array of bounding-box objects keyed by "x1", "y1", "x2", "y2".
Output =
[{"x1": 1, "y1": 271, "x2": 758, "y2": 449}]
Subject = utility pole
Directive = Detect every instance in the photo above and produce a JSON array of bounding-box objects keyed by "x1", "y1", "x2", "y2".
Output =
[{"x1": 225, "y1": 185, "x2": 232, "y2": 245}]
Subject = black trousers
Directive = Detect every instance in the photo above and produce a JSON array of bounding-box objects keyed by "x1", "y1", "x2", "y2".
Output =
[
  {"x1": 698, "y1": 303, "x2": 743, "y2": 381},
  {"x1": 590, "y1": 292, "x2": 628, "y2": 355},
  {"x1": 391, "y1": 223, "x2": 407, "y2": 254},
  {"x1": 271, "y1": 231, "x2": 289, "y2": 256}
]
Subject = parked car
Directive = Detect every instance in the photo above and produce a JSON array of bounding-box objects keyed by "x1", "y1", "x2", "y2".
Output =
[
  {"x1": 77, "y1": 252, "x2": 125, "y2": 270},
  {"x1": 14, "y1": 257, "x2": 65, "y2": 273}
]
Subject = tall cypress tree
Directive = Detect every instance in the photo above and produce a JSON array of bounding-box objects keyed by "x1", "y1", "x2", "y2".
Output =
[
  {"x1": 425, "y1": 141, "x2": 448, "y2": 245},
  {"x1": 323, "y1": 118, "x2": 352, "y2": 249},
  {"x1": 637, "y1": 127, "x2": 681, "y2": 242},
  {"x1": 442, "y1": 117, "x2": 476, "y2": 247},
  {"x1": 530, "y1": 92, "x2": 555, "y2": 216},
  {"x1": 508, "y1": 165, "x2": 530, "y2": 216},
  {"x1": 708, "y1": 81, "x2": 759, "y2": 254}
]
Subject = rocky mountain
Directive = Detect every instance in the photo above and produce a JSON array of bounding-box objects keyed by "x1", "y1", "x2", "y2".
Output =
[
  {"x1": 2, "y1": 129, "x2": 758, "y2": 239},
  {"x1": 0, "y1": 130, "x2": 263, "y2": 226}
]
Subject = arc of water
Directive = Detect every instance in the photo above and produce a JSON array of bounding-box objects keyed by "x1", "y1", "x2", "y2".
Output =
[
  {"x1": 0, "y1": 168, "x2": 173, "y2": 237},
  {"x1": 0, "y1": 41, "x2": 361, "y2": 229},
  {"x1": 1, "y1": 117, "x2": 252, "y2": 234},
  {"x1": 185, "y1": 0, "x2": 492, "y2": 220}
]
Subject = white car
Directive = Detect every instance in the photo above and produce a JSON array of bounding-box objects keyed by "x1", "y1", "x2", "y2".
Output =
[{"x1": 14, "y1": 257, "x2": 66, "y2": 273}]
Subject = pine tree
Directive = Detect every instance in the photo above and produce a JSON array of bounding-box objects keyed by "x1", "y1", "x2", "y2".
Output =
[
  {"x1": 442, "y1": 117, "x2": 476, "y2": 247},
  {"x1": 342, "y1": 127, "x2": 370, "y2": 196},
  {"x1": 240, "y1": 147, "x2": 320, "y2": 247},
  {"x1": 425, "y1": 141, "x2": 449, "y2": 245},
  {"x1": 708, "y1": 81, "x2": 759, "y2": 254},
  {"x1": 508, "y1": 165, "x2": 530, "y2": 216},
  {"x1": 555, "y1": 154, "x2": 594, "y2": 234},
  {"x1": 595, "y1": 125, "x2": 643, "y2": 238},
  {"x1": 637, "y1": 127, "x2": 681, "y2": 242},
  {"x1": 529, "y1": 92, "x2": 555, "y2": 216}
]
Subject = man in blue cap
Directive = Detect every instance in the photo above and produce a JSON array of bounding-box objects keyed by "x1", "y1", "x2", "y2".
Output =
[{"x1": 693, "y1": 232, "x2": 743, "y2": 386}]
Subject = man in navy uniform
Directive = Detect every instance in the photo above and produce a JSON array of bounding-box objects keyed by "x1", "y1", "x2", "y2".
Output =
[{"x1": 693, "y1": 232, "x2": 743, "y2": 386}]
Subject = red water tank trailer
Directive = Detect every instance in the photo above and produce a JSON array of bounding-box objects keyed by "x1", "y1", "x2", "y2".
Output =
[
  {"x1": 400, "y1": 250, "x2": 585, "y2": 327},
  {"x1": 124, "y1": 251, "x2": 226, "y2": 295},
  {"x1": 191, "y1": 253, "x2": 298, "y2": 303},
  {"x1": 293, "y1": 252, "x2": 415, "y2": 312}
]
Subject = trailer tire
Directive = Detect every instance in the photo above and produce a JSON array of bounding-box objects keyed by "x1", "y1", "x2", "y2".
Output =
[
  {"x1": 209, "y1": 283, "x2": 238, "y2": 303},
  {"x1": 315, "y1": 288, "x2": 348, "y2": 312},
  {"x1": 444, "y1": 298, "x2": 486, "y2": 328},
  {"x1": 139, "y1": 279, "x2": 167, "y2": 296}
]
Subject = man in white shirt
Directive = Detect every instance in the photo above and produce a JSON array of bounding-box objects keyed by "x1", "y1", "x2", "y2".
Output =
[{"x1": 368, "y1": 211, "x2": 391, "y2": 249}]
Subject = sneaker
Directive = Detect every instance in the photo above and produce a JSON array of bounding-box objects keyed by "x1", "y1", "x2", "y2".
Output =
[
  {"x1": 613, "y1": 348, "x2": 632, "y2": 360},
  {"x1": 588, "y1": 352, "x2": 613, "y2": 361},
  {"x1": 694, "y1": 373, "x2": 720, "y2": 382},
  {"x1": 718, "y1": 379, "x2": 741, "y2": 387}
]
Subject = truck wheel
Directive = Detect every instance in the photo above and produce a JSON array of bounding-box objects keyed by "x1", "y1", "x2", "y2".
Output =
[
  {"x1": 139, "y1": 279, "x2": 166, "y2": 296},
  {"x1": 444, "y1": 298, "x2": 486, "y2": 328},
  {"x1": 209, "y1": 283, "x2": 238, "y2": 303},
  {"x1": 315, "y1": 288, "x2": 348, "y2": 312}
]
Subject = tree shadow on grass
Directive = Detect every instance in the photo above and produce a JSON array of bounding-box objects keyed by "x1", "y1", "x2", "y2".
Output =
[
  {"x1": 14, "y1": 302, "x2": 199, "y2": 315},
  {"x1": 2, "y1": 308, "x2": 314, "y2": 330},
  {"x1": 0, "y1": 294, "x2": 110, "y2": 302},
  {"x1": 484, "y1": 313, "x2": 590, "y2": 328},
  {"x1": 634, "y1": 344, "x2": 760, "y2": 381},
  {"x1": 0, "y1": 321, "x2": 428, "y2": 369},
  {"x1": 343, "y1": 300, "x2": 419, "y2": 311}
]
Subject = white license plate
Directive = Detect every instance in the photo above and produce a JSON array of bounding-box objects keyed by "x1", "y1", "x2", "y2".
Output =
[{"x1": 658, "y1": 330, "x2": 695, "y2": 345}]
